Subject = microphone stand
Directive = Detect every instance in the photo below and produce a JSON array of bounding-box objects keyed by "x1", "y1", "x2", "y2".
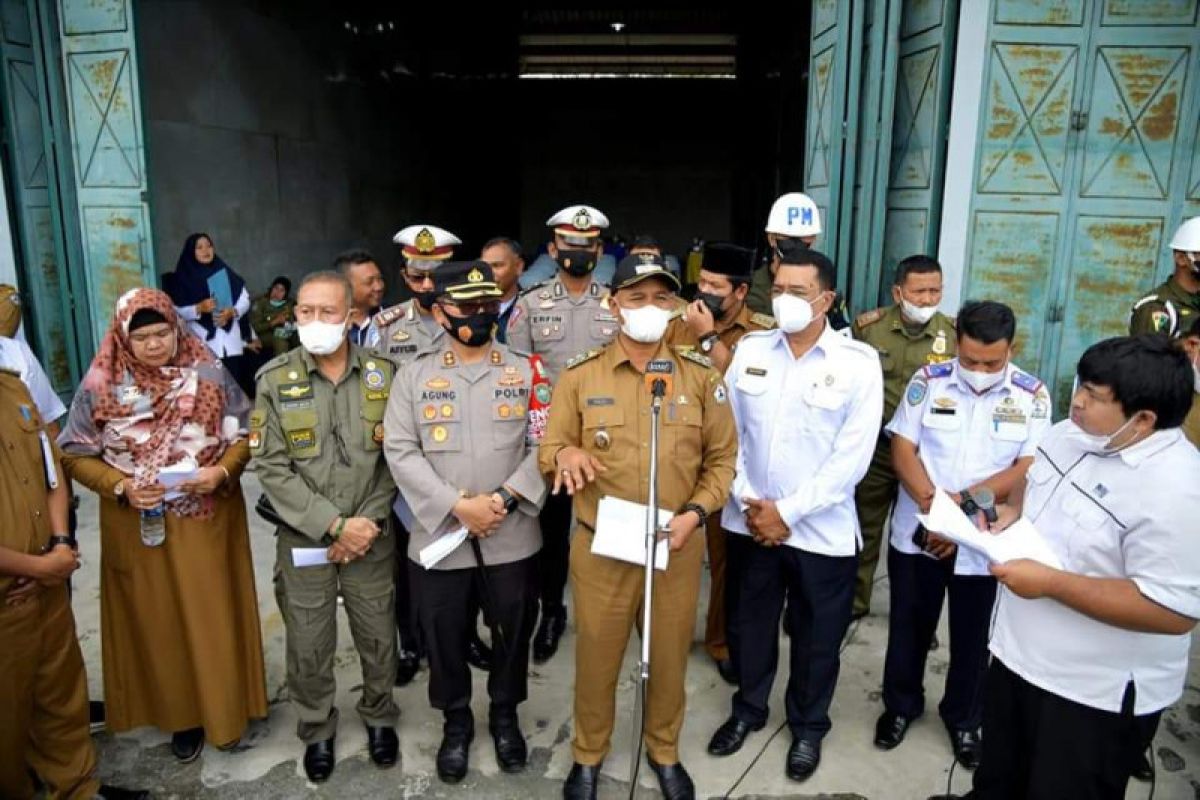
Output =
[{"x1": 629, "y1": 377, "x2": 667, "y2": 798}]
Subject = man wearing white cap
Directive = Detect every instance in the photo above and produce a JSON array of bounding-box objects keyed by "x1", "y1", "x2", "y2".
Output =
[
  {"x1": 507, "y1": 204, "x2": 622, "y2": 663},
  {"x1": 746, "y1": 192, "x2": 822, "y2": 316}
]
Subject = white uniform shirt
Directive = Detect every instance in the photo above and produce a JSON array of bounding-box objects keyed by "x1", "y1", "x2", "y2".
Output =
[
  {"x1": 0, "y1": 336, "x2": 66, "y2": 422},
  {"x1": 887, "y1": 359, "x2": 1052, "y2": 575},
  {"x1": 989, "y1": 422, "x2": 1200, "y2": 715},
  {"x1": 720, "y1": 323, "x2": 883, "y2": 557},
  {"x1": 176, "y1": 287, "x2": 251, "y2": 358}
]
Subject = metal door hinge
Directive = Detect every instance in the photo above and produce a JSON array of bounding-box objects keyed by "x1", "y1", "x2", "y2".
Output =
[{"x1": 1070, "y1": 110, "x2": 1088, "y2": 131}]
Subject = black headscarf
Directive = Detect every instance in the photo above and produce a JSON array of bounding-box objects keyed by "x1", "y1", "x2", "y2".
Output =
[{"x1": 165, "y1": 233, "x2": 251, "y2": 342}]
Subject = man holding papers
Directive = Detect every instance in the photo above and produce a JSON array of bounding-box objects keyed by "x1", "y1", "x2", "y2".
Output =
[
  {"x1": 706, "y1": 248, "x2": 882, "y2": 782},
  {"x1": 384, "y1": 261, "x2": 548, "y2": 783},
  {"x1": 949, "y1": 336, "x2": 1200, "y2": 800},
  {"x1": 875, "y1": 301, "x2": 1050, "y2": 769},
  {"x1": 539, "y1": 253, "x2": 736, "y2": 800}
]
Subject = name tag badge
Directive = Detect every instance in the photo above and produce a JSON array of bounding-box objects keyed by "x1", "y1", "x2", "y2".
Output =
[
  {"x1": 288, "y1": 429, "x2": 316, "y2": 450},
  {"x1": 587, "y1": 397, "x2": 615, "y2": 406},
  {"x1": 745, "y1": 367, "x2": 768, "y2": 377}
]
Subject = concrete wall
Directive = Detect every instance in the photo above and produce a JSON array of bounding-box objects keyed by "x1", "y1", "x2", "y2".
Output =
[{"x1": 136, "y1": 0, "x2": 416, "y2": 298}]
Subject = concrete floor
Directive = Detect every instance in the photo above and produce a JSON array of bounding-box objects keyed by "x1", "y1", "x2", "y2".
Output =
[{"x1": 70, "y1": 472, "x2": 1200, "y2": 799}]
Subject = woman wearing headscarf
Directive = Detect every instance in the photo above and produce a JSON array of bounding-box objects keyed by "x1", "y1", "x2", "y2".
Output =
[
  {"x1": 165, "y1": 233, "x2": 255, "y2": 395},
  {"x1": 250, "y1": 275, "x2": 298, "y2": 358},
  {"x1": 57, "y1": 288, "x2": 267, "y2": 763}
]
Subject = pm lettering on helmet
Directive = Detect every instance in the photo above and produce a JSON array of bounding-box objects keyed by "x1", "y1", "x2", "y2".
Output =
[{"x1": 788, "y1": 207, "x2": 814, "y2": 226}]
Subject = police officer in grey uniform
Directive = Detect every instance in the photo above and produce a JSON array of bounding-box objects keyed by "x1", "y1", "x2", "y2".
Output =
[
  {"x1": 251, "y1": 271, "x2": 400, "y2": 783},
  {"x1": 385, "y1": 260, "x2": 548, "y2": 783},
  {"x1": 506, "y1": 204, "x2": 619, "y2": 662}
]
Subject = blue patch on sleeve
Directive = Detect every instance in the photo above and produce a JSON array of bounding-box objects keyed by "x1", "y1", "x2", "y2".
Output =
[
  {"x1": 1011, "y1": 370, "x2": 1042, "y2": 395},
  {"x1": 923, "y1": 362, "x2": 953, "y2": 379}
]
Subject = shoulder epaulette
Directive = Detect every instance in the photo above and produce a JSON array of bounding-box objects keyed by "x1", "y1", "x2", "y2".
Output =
[
  {"x1": 518, "y1": 280, "x2": 551, "y2": 298},
  {"x1": 676, "y1": 347, "x2": 713, "y2": 369},
  {"x1": 1010, "y1": 369, "x2": 1043, "y2": 395},
  {"x1": 749, "y1": 312, "x2": 776, "y2": 329},
  {"x1": 255, "y1": 350, "x2": 300, "y2": 381},
  {"x1": 566, "y1": 349, "x2": 602, "y2": 370},
  {"x1": 1131, "y1": 294, "x2": 1162, "y2": 311},
  {"x1": 373, "y1": 303, "x2": 406, "y2": 327},
  {"x1": 922, "y1": 361, "x2": 954, "y2": 380},
  {"x1": 855, "y1": 308, "x2": 886, "y2": 328}
]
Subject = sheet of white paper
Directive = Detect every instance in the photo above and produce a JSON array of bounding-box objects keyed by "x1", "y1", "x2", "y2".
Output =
[
  {"x1": 157, "y1": 461, "x2": 200, "y2": 502},
  {"x1": 292, "y1": 547, "x2": 331, "y2": 568},
  {"x1": 916, "y1": 489, "x2": 1063, "y2": 569},
  {"x1": 591, "y1": 495, "x2": 671, "y2": 571},
  {"x1": 419, "y1": 526, "x2": 469, "y2": 570}
]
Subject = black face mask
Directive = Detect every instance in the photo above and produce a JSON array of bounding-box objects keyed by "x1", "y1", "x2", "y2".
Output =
[
  {"x1": 442, "y1": 309, "x2": 498, "y2": 348},
  {"x1": 556, "y1": 248, "x2": 597, "y2": 277},
  {"x1": 695, "y1": 290, "x2": 729, "y2": 322},
  {"x1": 412, "y1": 288, "x2": 438, "y2": 310}
]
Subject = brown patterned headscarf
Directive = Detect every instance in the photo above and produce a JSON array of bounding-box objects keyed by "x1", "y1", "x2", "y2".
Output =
[{"x1": 59, "y1": 288, "x2": 248, "y2": 518}]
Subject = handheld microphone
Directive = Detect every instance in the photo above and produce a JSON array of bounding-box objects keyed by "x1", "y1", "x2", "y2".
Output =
[{"x1": 645, "y1": 360, "x2": 674, "y2": 407}]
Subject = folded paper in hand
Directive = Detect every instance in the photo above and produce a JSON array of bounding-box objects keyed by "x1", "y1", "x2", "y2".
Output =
[
  {"x1": 591, "y1": 495, "x2": 670, "y2": 571},
  {"x1": 292, "y1": 547, "x2": 330, "y2": 568},
  {"x1": 419, "y1": 526, "x2": 469, "y2": 569},
  {"x1": 916, "y1": 489, "x2": 1062, "y2": 569},
  {"x1": 158, "y1": 460, "x2": 199, "y2": 502}
]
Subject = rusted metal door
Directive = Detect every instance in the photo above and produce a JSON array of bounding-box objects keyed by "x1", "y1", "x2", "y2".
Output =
[
  {"x1": 962, "y1": 0, "x2": 1200, "y2": 408},
  {"x1": 0, "y1": 0, "x2": 85, "y2": 391},
  {"x1": 56, "y1": 0, "x2": 154, "y2": 349}
]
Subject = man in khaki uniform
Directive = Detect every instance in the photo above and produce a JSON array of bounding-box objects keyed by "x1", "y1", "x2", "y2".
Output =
[
  {"x1": 371, "y1": 223, "x2": 461, "y2": 682},
  {"x1": 251, "y1": 271, "x2": 400, "y2": 783},
  {"x1": 664, "y1": 242, "x2": 772, "y2": 685},
  {"x1": 851, "y1": 255, "x2": 956, "y2": 618},
  {"x1": 385, "y1": 261, "x2": 548, "y2": 783},
  {"x1": 508, "y1": 204, "x2": 620, "y2": 663},
  {"x1": 0, "y1": 371, "x2": 146, "y2": 800},
  {"x1": 1130, "y1": 217, "x2": 1200, "y2": 338},
  {"x1": 540, "y1": 254, "x2": 737, "y2": 800}
]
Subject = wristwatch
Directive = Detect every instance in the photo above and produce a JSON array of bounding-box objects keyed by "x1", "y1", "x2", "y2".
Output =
[
  {"x1": 44, "y1": 534, "x2": 74, "y2": 552},
  {"x1": 682, "y1": 502, "x2": 708, "y2": 527},
  {"x1": 698, "y1": 331, "x2": 719, "y2": 353},
  {"x1": 113, "y1": 478, "x2": 127, "y2": 504},
  {"x1": 495, "y1": 487, "x2": 520, "y2": 514}
]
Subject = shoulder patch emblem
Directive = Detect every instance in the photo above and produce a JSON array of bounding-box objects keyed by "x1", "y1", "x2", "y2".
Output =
[
  {"x1": 923, "y1": 362, "x2": 954, "y2": 380},
  {"x1": 676, "y1": 347, "x2": 714, "y2": 368},
  {"x1": 855, "y1": 308, "x2": 885, "y2": 328},
  {"x1": 749, "y1": 312, "x2": 776, "y2": 329},
  {"x1": 906, "y1": 379, "x2": 928, "y2": 406},
  {"x1": 566, "y1": 349, "x2": 602, "y2": 370},
  {"x1": 1151, "y1": 310, "x2": 1171, "y2": 332},
  {"x1": 1010, "y1": 370, "x2": 1043, "y2": 395}
]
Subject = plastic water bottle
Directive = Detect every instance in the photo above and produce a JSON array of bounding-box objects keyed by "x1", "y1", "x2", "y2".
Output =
[{"x1": 140, "y1": 504, "x2": 166, "y2": 547}]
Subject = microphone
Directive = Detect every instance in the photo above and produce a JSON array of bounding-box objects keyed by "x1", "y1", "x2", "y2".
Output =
[
  {"x1": 645, "y1": 360, "x2": 674, "y2": 408},
  {"x1": 960, "y1": 487, "x2": 999, "y2": 525}
]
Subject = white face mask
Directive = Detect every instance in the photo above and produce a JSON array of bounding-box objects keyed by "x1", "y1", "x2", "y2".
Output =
[
  {"x1": 958, "y1": 364, "x2": 1006, "y2": 394},
  {"x1": 772, "y1": 293, "x2": 819, "y2": 334},
  {"x1": 298, "y1": 318, "x2": 347, "y2": 355},
  {"x1": 900, "y1": 298, "x2": 938, "y2": 326},
  {"x1": 619, "y1": 304, "x2": 672, "y2": 343},
  {"x1": 1067, "y1": 416, "x2": 1139, "y2": 455}
]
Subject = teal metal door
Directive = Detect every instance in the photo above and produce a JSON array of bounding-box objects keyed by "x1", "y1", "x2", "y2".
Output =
[
  {"x1": 57, "y1": 0, "x2": 153, "y2": 349},
  {"x1": 963, "y1": 0, "x2": 1200, "y2": 408},
  {"x1": 0, "y1": 0, "x2": 84, "y2": 391}
]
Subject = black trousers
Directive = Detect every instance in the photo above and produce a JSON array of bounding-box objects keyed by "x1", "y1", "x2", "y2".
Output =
[
  {"x1": 409, "y1": 555, "x2": 538, "y2": 721},
  {"x1": 882, "y1": 546, "x2": 997, "y2": 731},
  {"x1": 971, "y1": 659, "x2": 1161, "y2": 800},
  {"x1": 537, "y1": 491, "x2": 572, "y2": 613},
  {"x1": 723, "y1": 530, "x2": 752, "y2": 669},
  {"x1": 729, "y1": 539, "x2": 856, "y2": 741},
  {"x1": 390, "y1": 515, "x2": 418, "y2": 653}
]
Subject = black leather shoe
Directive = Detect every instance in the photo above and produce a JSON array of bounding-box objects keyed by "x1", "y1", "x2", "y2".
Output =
[
  {"x1": 786, "y1": 738, "x2": 821, "y2": 781},
  {"x1": 647, "y1": 757, "x2": 695, "y2": 800},
  {"x1": 1133, "y1": 751, "x2": 1154, "y2": 781},
  {"x1": 303, "y1": 738, "x2": 335, "y2": 782},
  {"x1": 948, "y1": 728, "x2": 981, "y2": 770},
  {"x1": 467, "y1": 632, "x2": 493, "y2": 672},
  {"x1": 489, "y1": 717, "x2": 527, "y2": 773},
  {"x1": 171, "y1": 727, "x2": 204, "y2": 763},
  {"x1": 367, "y1": 725, "x2": 398, "y2": 767},
  {"x1": 707, "y1": 716, "x2": 764, "y2": 756},
  {"x1": 715, "y1": 658, "x2": 738, "y2": 686},
  {"x1": 533, "y1": 605, "x2": 567, "y2": 663},
  {"x1": 395, "y1": 649, "x2": 420, "y2": 686},
  {"x1": 874, "y1": 711, "x2": 913, "y2": 750},
  {"x1": 436, "y1": 727, "x2": 473, "y2": 783},
  {"x1": 98, "y1": 787, "x2": 150, "y2": 800},
  {"x1": 562, "y1": 762, "x2": 600, "y2": 800}
]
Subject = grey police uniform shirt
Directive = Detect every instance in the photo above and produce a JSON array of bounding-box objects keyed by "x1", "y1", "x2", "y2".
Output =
[
  {"x1": 505, "y1": 276, "x2": 618, "y2": 382},
  {"x1": 372, "y1": 299, "x2": 445, "y2": 362},
  {"x1": 383, "y1": 342, "x2": 548, "y2": 571}
]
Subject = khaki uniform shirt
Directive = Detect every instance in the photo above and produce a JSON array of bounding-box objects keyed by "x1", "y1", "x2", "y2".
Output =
[
  {"x1": 506, "y1": 276, "x2": 618, "y2": 382},
  {"x1": 1130, "y1": 276, "x2": 1200, "y2": 338},
  {"x1": 384, "y1": 343, "x2": 548, "y2": 570},
  {"x1": 538, "y1": 341, "x2": 738, "y2": 530},
  {"x1": 853, "y1": 304, "x2": 957, "y2": 425},
  {"x1": 0, "y1": 371, "x2": 58, "y2": 593},
  {"x1": 663, "y1": 303, "x2": 776, "y2": 366},
  {"x1": 251, "y1": 345, "x2": 397, "y2": 541}
]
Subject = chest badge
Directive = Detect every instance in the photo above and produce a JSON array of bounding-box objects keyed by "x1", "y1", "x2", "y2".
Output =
[
  {"x1": 932, "y1": 330, "x2": 947, "y2": 355},
  {"x1": 594, "y1": 429, "x2": 611, "y2": 451},
  {"x1": 432, "y1": 425, "x2": 449, "y2": 443}
]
